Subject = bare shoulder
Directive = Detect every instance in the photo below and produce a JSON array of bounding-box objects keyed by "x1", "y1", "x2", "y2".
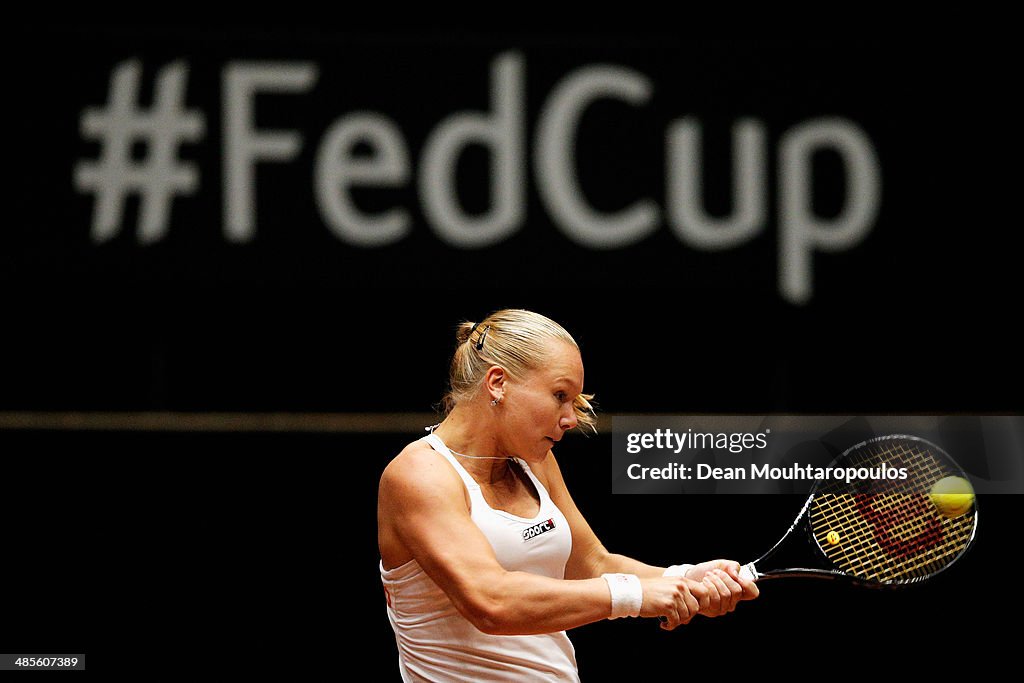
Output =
[
  {"x1": 379, "y1": 440, "x2": 465, "y2": 506},
  {"x1": 378, "y1": 439, "x2": 473, "y2": 570},
  {"x1": 535, "y1": 450, "x2": 568, "y2": 493}
]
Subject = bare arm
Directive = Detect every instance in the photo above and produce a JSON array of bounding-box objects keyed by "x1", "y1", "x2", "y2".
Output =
[
  {"x1": 380, "y1": 444, "x2": 621, "y2": 635},
  {"x1": 540, "y1": 452, "x2": 669, "y2": 579},
  {"x1": 540, "y1": 451, "x2": 759, "y2": 614}
]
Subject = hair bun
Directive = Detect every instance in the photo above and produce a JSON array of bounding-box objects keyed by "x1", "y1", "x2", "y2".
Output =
[{"x1": 456, "y1": 321, "x2": 477, "y2": 345}]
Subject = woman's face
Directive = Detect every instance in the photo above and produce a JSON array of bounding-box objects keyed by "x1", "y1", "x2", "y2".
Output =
[{"x1": 502, "y1": 341, "x2": 584, "y2": 460}]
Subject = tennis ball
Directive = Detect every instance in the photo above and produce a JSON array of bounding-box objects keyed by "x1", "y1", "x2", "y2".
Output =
[
  {"x1": 826, "y1": 530, "x2": 841, "y2": 545},
  {"x1": 930, "y1": 476, "x2": 974, "y2": 518}
]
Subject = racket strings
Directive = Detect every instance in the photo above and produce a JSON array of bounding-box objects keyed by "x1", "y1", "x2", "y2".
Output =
[
  {"x1": 812, "y1": 493, "x2": 970, "y2": 582},
  {"x1": 809, "y1": 438, "x2": 975, "y2": 584}
]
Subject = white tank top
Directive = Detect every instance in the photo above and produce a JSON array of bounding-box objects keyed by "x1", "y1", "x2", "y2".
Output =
[{"x1": 380, "y1": 433, "x2": 579, "y2": 682}]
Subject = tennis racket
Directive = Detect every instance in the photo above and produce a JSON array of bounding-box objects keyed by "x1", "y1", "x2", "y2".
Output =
[{"x1": 736, "y1": 434, "x2": 978, "y2": 586}]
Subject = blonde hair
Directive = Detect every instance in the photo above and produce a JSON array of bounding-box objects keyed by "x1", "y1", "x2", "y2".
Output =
[{"x1": 441, "y1": 309, "x2": 597, "y2": 434}]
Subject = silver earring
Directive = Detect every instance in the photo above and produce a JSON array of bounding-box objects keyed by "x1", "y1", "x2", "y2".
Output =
[{"x1": 490, "y1": 396, "x2": 502, "y2": 406}]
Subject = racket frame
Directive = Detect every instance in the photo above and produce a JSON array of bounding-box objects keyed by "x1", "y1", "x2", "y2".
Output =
[{"x1": 740, "y1": 434, "x2": 979, "y2": 587}]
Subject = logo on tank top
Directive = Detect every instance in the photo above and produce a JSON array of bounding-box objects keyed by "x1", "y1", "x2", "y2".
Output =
[{"x1": 522, "y1": 518, "x2": 556, "y2": 541}]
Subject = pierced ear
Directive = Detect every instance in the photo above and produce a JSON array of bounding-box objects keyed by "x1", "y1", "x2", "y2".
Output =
[{"x1": 485, "y1": 366, "x2": 505, "y2": 395}]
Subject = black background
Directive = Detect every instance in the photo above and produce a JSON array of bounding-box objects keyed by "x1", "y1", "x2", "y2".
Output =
[{"x1": 3, "y1": 27, "x2": 1020, "y2": 676}]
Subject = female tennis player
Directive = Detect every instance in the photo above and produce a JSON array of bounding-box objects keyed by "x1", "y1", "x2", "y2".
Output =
[{"x1": 378, "y1": 309, "x2": 758, "y2": 681}]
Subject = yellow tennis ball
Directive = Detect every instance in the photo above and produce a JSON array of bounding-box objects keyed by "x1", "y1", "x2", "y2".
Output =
[
  {"x1": 826, "y1": 530, "x2": 841, "y2": 545},
  {"x1": 930, "y1": 476, "x2": 974, "y2": 518}
]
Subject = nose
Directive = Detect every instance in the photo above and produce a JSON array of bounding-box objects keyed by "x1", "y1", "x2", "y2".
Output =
[{"x1": 560, "y1": 406, "x2": 578, "y2": 431}]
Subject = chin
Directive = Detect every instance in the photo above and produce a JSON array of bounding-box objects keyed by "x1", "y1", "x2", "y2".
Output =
[{"x1": 519, "y1": 441, "x2": 547, "y2": 461}]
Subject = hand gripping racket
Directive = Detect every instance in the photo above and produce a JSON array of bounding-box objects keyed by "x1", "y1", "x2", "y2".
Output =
[{"x1": 737, "y1": 434, "x2": 978, "y2": 586}]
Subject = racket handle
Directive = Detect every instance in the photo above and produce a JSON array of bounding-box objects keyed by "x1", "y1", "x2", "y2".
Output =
[
  {"x1": 738, "y1": 562, "x2": 759, "y2": 582},
  {"x1": 658, "y1": 563, "x2": 760, "y2": 623}
]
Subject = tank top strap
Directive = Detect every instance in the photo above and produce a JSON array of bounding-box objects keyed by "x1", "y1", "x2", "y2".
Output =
[
  {"x1": 421, "y1": 433, "x2": 481, "y2": 491},
  {"x1": 513, "y1": 458, "x2": 554, "y2": 506}
]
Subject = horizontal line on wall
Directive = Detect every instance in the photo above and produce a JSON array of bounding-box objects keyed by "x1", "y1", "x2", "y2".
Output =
[{"x1": 0, "y1": 411, "x2": 615, "y2": 434}]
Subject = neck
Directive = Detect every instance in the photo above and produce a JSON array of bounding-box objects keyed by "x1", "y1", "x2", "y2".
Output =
[{"x1": 433, "y1": 405, "x2": 512, "y2": 484}]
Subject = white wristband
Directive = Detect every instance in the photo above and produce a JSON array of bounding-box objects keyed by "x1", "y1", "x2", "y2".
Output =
[
  {"x1": 663, "y1": 564, "x2": 695, "y2": 578},
  {"x1": 601, "y1": 573, "x2": 643, "y2": 619}
]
